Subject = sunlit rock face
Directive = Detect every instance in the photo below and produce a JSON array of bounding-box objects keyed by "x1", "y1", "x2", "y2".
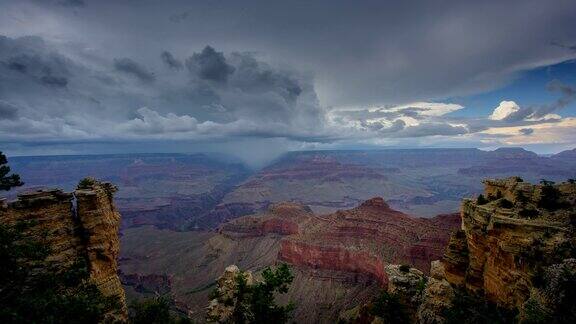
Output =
[
  {"x1": 0, "y1": 179, "x2": 127, "y2": 321},
  {"x1": 442, "y1": 177, "x2": 576, "y2": 319}
]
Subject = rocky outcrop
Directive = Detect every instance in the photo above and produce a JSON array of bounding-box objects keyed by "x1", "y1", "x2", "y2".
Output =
[
  {"x1": 437, "y1": 177, "x2": 576, "y2": 321},
  {"x1": 344, "y1": 177, "x2": 575, "y2": 323},
  {"x1": 443, "y1": 177, "x2": 575, "y2": 305},
  {"x1": 207, "y1": 265, "x2": 254, "y2": 323},
  {"x1": 416, "y1": 261, "x2": 454, "y2": 324},
  {"x1": 0, "y1": 179, "x2": 127, "y2": 321}
]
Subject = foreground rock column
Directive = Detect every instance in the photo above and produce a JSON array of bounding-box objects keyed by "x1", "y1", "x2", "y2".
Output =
[
  {"x1": 76, "y1": 180, "x2": 128, "y2": 321},
  {"x1": 0, "y1": 179, "x2": 128, "y2": 322}
]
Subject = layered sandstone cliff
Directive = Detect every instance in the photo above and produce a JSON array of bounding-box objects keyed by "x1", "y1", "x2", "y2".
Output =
[
  {"x1": 0, "y1": 179, "x2": 127, "y2": 321},
  {"x1": 442, "y1": 177, "x2": 575, "y2": 315},
  {"x1": 278, "y1": 198, "x2": 460, "y2": 285},
  {"x1": 345, "y1": 177, "x2": 575, "y2": 323}
]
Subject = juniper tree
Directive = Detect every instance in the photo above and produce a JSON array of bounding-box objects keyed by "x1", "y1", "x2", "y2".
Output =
[{"x1": 0, "y1": 152, "x2": 23, "y2": 191}]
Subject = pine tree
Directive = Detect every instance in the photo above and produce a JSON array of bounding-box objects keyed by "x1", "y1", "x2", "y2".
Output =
[{"x1": 0, "y1": 152, "x2": 23, "y2": 191}]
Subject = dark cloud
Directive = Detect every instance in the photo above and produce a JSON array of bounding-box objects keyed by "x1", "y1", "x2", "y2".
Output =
[
  {"x1": 161, "y1": 51, "x2": 183, "y2": 70},
  {"x1": 186, "y1": 46, "x2": 234, "y2": 83},
  {"x1": 40, "y1": 75, "x2": 68, "y2": 87},
  {"x1": 5, "y1": 0, "x2": 574, "y2": 107},
  {"x1": 7, "y1": 60, "x2": 27, "y2": 73},
  {"x1": 169, "y1": 10, "x2": 192, "y2": 23},
  {"x1": 519, "y1": 128, "x2": 534, "y2": 135},
  {"x1": 0, "y1": 101, "x2": 18, "y2": 120},
  {"x1": 551, "y1": 41, "x2": 576, "y2": 51},
  {"x1": 114, "y1": 58, "x2": 156, "y2": 83},
  {"x1": 1, "y1": 0, "x2": 576, "y2": 157},
  {"x1": 229, "y1": 52, "x2": 302, "y2": 104},
  {"x1": 57, "y1": 0, "x2": 85, "y2": 7}
]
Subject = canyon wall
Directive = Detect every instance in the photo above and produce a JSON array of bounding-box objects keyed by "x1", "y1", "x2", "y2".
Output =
[
  {"x1": 0, "y1": 179, "x2": 127, "y2": 321},
  {"x1": 438, "y1": 177, "x2": 576, "y2": 321}
]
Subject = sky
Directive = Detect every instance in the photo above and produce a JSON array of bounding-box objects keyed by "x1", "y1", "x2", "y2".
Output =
[{"x1": 0, "y1": 0, "x2": 576, "y2": 166}]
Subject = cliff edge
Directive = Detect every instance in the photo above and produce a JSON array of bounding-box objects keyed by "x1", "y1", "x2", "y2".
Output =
[{"x1": 0, "y1": 178, "x2": 127, "y2": 321}]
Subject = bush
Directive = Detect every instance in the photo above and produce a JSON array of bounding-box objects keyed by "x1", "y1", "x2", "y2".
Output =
[
  {"x1": 220, "y1": 264, "x2": 295, "y2": 324},
  {"x1": 129, "y1": 296, "x2": 190, "y2": 324},
  {"x1": 78, "y1": 177, "x2": 97, "y2": 188},
  {"x1": 370, "y1": 291, "x2": 408, "y2": 322},
  {"x1": 497, "y1": 199, "x2": 514, "y2": 209},
  {"x1": 443, "y1": 289, "x2": 517, "y2": 324},
  {"x1": 476, "y1": 194, "x2": 488, "y2": 205},
  {"x1": 416, "y1": 278, "x2": 428, "y2": 294},
  {"x1": 538, "y1": 185, "x2": 562, "y2": 210},
  {"x1": 519, "y1": 208, "x2": 539, "y2": 218}
]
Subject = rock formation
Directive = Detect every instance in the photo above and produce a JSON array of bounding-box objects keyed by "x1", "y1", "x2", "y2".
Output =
[
  {"x1": 442, "y1": 177, "x2": 575, "y2": 316},
  {"x1": 206, "y1": 265, "x2": 254, "y2": 323},
  {"x1": 345, "y1": 177, "x2": 576, "y2": 323},
  {"x1": 278, "y1": 197, "x2": 460, "y2": 285},
  {"x1": 0, "y1": 179, "x2": 127, "y2": 321}
]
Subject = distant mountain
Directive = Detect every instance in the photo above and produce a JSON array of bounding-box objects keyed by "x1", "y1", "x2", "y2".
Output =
[
  {"x1": 552, "y1": 147, "x2": 576, "y2": 162},
  {"x1": 219, "y1": 148, "x2": 576, "y2": 218},
  {"x1": 7, "y1": 148, "x2": 576, "y2": 228}
]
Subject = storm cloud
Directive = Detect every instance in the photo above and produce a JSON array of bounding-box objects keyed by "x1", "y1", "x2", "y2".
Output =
[
  {"x1": 114, "y1": 58, "x2": 156, "y2": 83},
  {"x1": 0, "y1": 0, "x2": 576, "y2": 158},
  {"x1": 0, "y1": 101, "x2": 18, "y2": 120},
  {"x1": 186, "y1": 46, "x2": 234, "y2": 83},
  {"x1": 161, "y1": 50, "x2": 183, "y2": 70}
]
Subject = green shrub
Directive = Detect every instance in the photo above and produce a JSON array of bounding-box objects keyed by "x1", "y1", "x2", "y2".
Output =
[
  {"x1": 497, "y1": 199, "x2": 514, "y2": 209},
  {"x1": 476, "y1": 194, "x2": 488, "y2": 205},
  {"x1": 370, "y1": 291, "x2": 408, "y2": 322},
  {"x1": 416, "y1": 278, "x2": 428, "y2": 294},
  {"x1": 217, "y1": 264, "x2": 295, "y2": 324},
  {"x1": 0, "y1": 151, "x2": 24, "y2": 191},
  {"x1": 78, "y1": 177, "x2": 97, "y2": 188},
  {"x1": 519, "y1": 208, "x2": 539, "y2": 218},
  {"x1": 538, "y1": 185, "x2": 562, "y2": 210},
  {"x1": 443, "y1": 289, "x2": 517, "y2": 324},
  {"x1": 129, "y1": 296, "x2": 190, "y2": 324}
]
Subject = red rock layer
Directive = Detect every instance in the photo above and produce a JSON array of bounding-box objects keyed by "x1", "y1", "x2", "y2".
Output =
[
  {"x1": 279, "y1": 240, "x2": 387, "y2": 285},
  {"x1": 221, "y1": 197, "x2": 460, "y2": 286}
]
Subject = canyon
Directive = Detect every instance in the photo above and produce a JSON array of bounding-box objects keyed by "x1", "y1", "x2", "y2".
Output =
[
  {"x1": 120, "y1": 197, "x2": 460, "y2": 322},
  {"x1": 3, "y1": 148, "x2": 576, "y2": 322}
]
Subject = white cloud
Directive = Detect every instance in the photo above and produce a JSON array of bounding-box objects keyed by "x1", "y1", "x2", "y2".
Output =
[
  {"x1": 489, "y1": 101, "x2": 520, "y2": 120},
  {"x1": 119, "y1": 107, "x2": 198, "y2": 134},
  {"x1": 391, "y1": 102, "x2": 464, "y2": 117}
]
